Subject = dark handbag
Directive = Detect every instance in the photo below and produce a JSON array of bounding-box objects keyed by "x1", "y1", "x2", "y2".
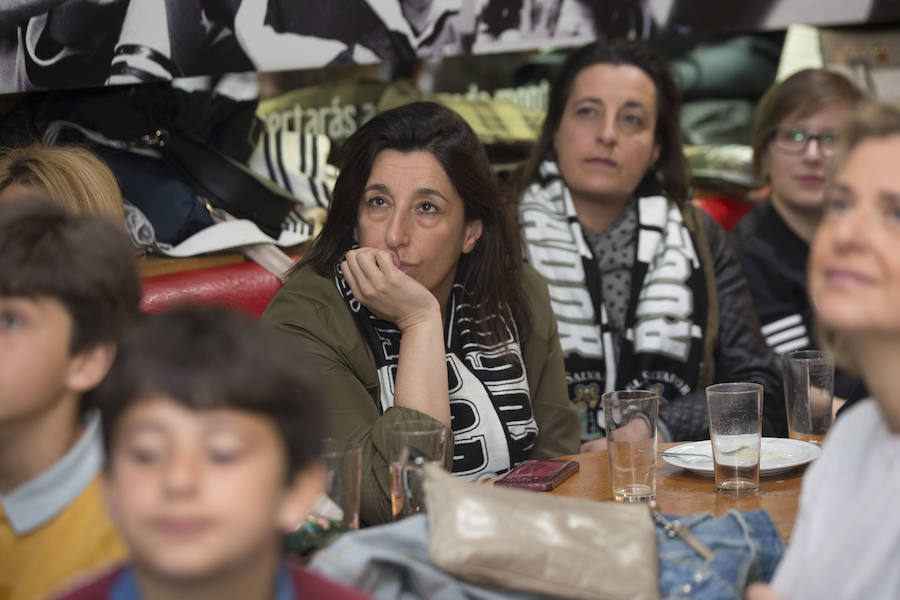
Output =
[
  {"x1": 150, "y1": 129, "x2": 296, "y2": 239},
  {"x1": 95, "y1": 146, "x2": 213, "y2": 245}
]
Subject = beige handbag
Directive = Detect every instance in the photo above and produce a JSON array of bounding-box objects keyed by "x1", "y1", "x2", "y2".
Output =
[{"x1": 424, "y1": 465, "x2": 660, "y2": 600}]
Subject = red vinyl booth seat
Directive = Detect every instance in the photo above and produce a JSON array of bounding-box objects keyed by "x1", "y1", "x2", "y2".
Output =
[{"x1": 141, "y1": 261, "x2": 284, "y2": 320}]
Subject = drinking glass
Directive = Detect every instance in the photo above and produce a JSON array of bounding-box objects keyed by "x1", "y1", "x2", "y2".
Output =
[
  {"x1": 706, "y1": 382, "x2": 762, "y2": 494},
  {"x1": 317, "y1": 439, "x2": 362, "y2": 530},
  {"x1": 782, "y1": 350, "x2": 834, "y2": 446},
  {"x1": 385, "y1": 421, "x2": 448, "y2": 520},
  {"x1": 602, "y1": 390, "x2": 658, "y2": 502}
]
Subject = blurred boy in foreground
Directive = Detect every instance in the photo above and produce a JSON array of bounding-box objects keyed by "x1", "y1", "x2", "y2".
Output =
[
  {"x1": 56, "y1": 306, "x2": 370, "y2": 600},
  {"x1": 0, "y1": 201, "x2": 140, "y2": 600}
]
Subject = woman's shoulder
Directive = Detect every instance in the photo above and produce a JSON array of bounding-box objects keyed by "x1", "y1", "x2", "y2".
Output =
[
  {"x1": 827, "y1": 398, "x2": 886, "y2": 449},
  {"x1": 262, "y1": 264, "x2": 346, "y2": 327},
  {"x1": 264, "y1": 265, "x2": 378, "y2": 381},
  {"x1": 280, "y1": 263, "x2": 338, "y2": 294},
  {"x1": 679, "y1": 202, "x2": 734, "y2": 271},
  {"x1": 271, "y1": 265, "x2": 343, "y2": 307},
  {"x1": 681, "y1": 201, "x2": 725, "y2": 241},
  {"x1": 520, "y1": 263, "x2": 555, "y2": 338},
  {"x1": 521, "y1": 262, "x2": 551, "y2": 302},
  {"x1": 804, "y1": 399, "x2": 889, "y2": 493}
]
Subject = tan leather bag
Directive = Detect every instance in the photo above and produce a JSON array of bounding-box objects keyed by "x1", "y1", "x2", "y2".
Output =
[{"x1": 424, "y1": 465, "x2": 660, "y2": 600}]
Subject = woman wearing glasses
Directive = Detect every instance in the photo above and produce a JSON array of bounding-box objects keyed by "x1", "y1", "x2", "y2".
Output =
[
  {"x1": 731, "y1": 70, "x2": 866, "y2": 415},
  {"x1": 748, "y1": 100, "x2": 900, "y2": 600}
]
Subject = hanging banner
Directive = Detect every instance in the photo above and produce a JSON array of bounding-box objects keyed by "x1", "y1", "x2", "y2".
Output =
[
  {"x1": 4, "y1": 1, "x2": 899, "y2": 95},
  {"x1": 0, "y1": 0, "x2": 597, "y2": 94}
]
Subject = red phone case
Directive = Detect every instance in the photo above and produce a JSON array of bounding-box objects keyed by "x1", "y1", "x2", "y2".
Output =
[{"x1": 493, "y1": 459, "x2": 580, "y2": 491}]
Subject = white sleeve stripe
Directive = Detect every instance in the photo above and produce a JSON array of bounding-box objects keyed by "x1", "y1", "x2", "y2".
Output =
[
  {"x1": 761, "y1": 313, "x2": 804, "y2": 336},
  {"x1": 774, "y1": 337, "x2": 811, "y2": 354},
  {"x1": 766, "y1": 325, "x2": 808, "y2": 346}
]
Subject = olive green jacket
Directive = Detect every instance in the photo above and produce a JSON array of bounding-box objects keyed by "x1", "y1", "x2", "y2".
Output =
[{"x1": 262, "y1": 263, "x2": 579, "y2": 525}]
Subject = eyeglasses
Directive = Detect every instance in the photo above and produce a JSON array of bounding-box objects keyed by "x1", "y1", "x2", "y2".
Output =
[{"x1": 771, "y1": 128, "x2": 838, "y2": 157}]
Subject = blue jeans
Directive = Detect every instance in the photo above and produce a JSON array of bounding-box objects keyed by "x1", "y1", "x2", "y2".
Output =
[{"x1": 657, "y1": 509, "x2": 785, "y2": 600}]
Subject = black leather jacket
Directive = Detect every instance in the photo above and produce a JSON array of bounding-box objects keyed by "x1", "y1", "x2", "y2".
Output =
[{"x1": 658, "y1": 211, "x2": 787, "y2": 441}]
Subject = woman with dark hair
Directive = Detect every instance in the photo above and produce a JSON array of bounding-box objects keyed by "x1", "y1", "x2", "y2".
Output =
[
  {"x1": 731, "y1": 69, "x2": 867, "y2": 416},
  {"x1": 517, "y1": 39, "x2": 784, "y2": 448},
  {"x1": 264, "y1": 101, "x2": 579, "y2": 525}
]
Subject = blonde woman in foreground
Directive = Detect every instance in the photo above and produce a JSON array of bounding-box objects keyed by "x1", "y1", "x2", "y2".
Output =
[{"x1": 748, "y1": 102, "x2": 900, "y2": 599}]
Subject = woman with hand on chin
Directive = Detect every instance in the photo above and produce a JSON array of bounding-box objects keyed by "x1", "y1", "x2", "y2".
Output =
[
  {"x1": 264, "y1": 102, "x2": 579, "y2": 525},
  {"x1": 517, "y1": 39, "x2": 785, "y2": 450},
  {"x1": 747, "y1": 102, "x2": 900, "y2": 600}
]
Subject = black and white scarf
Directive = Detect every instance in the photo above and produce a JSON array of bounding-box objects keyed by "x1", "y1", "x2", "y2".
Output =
[
  {"x1": 335, "y1": 262, "x2": 538, "y2": 481},
  {"x1": 519, "y1": 162, "x2": 708, "y2": 439}
]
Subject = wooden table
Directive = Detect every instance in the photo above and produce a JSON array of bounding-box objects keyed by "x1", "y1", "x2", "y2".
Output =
[{"x1": 550, "y1": 442, "x2": 806, "y2": 539}]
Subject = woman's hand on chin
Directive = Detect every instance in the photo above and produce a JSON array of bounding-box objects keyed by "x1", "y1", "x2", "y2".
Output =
[{"x1": 342, "y1": 247, "x2": 440, "y2": 330}]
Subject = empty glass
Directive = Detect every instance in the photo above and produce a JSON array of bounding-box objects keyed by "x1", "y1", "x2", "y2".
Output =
[
  {"x1": 317, "y1": 438, "x2": 362, "y2": 530},
  {"x1": 706, "y1": 383, "x2": 762, "y2": 494},
  {"x1": 782, "y1": 350, "x2": 834, "y2": 446},
  {"x1": 602, "y1": 390, "x2": 659, "y2": 502}
]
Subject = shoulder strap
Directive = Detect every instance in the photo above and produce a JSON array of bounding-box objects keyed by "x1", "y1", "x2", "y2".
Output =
[
  {"x1": 682, "y1": 203, "x2": 718, "y2": 389},
  {"x1": 156, "y1": 129, "x2": 297, "y2": 239}
]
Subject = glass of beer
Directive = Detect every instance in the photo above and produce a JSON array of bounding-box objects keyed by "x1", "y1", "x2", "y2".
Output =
[
  {"x1": 782, "y1": 350, "x2": 834, "y2": 446},
  {"x1": 385, "y1": 421, "x2": 448, "y2": 520},
  {"x1": 706, "y1": 382, "x2": 762, "y2": 494},
  {"x1": 602, "y1": 390, "x2": 659, "y2": 502}
]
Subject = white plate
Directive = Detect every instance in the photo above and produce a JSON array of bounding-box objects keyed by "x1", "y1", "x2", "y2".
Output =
[{"x1": 662, "y1": 438, "x2": 822, "y2": 477}]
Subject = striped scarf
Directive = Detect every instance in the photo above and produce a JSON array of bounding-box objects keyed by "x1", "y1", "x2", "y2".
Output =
[
  {"x1": 334, "y1": 259, "x2": 538, "y2": 480},
  {"x1": 519, "y1": 162, "x2": 708, "y2": 439}
]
